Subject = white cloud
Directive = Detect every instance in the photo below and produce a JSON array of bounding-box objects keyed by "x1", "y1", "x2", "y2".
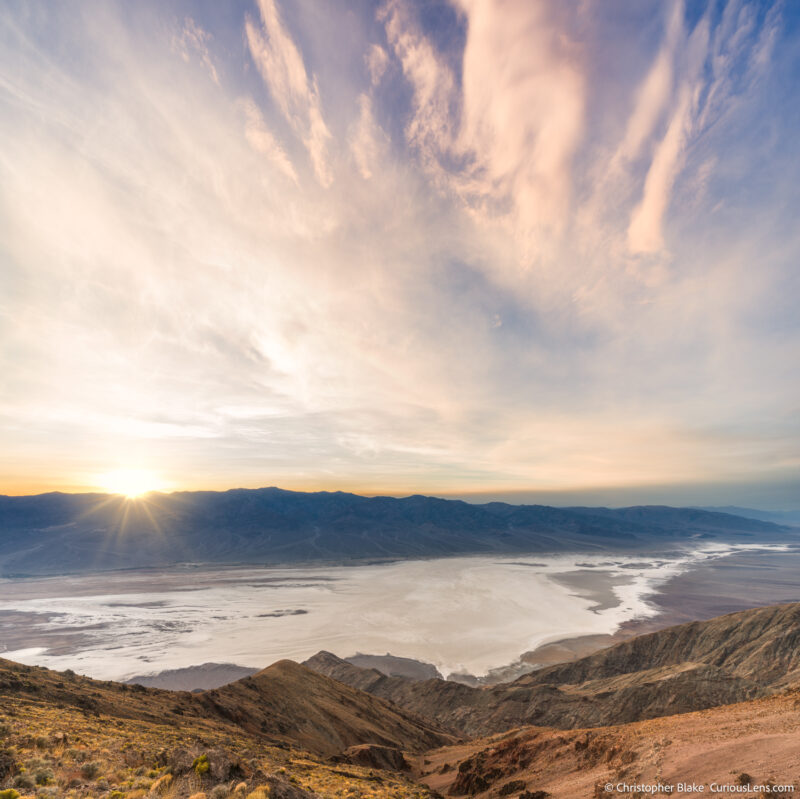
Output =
[
  {"x1": 240, "y1": 97, "x2": 298, "y2": 182},
  {"x1": 173, "y1": 17, "x2": 219, "y2": 85},
  {"x1": 616, "y1": 2, "x2": 683, "y2": 165},
  {"x1": 380, "y1": 0, "x2": 456, "y2": 172},
  {"x1": 245, "y1": 0, "x2": 332, "y2": 186},
  {"x1": 456, "y1": 0, "x2": 585, "y2": 238},
  {"x1": 627, "y1": 13, "x2": 710, "y2": 253},
  {"x1": 366, "y1": 43, "x2": 389, "y2": 86},
  {"x1": 380, "y1": 0, "x2": 585, "y2": 263},
  {"x1": 349, "y1": 94, "x2": 388, "y2": 180},
  {"x1": 627, "y1": 86, "x2": 692, "y2": 253}
]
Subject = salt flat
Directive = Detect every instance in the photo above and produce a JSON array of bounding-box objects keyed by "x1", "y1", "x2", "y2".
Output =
[{"x1": 0, "y1": 543, "x2": 787, "y2": 681}]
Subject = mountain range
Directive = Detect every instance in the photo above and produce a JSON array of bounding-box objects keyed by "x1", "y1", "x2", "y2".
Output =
[
  {"x1": 0, "y1": 487, "x2": 789, "y2": 575},
  {"x1": 698, "y1": 505, "x2": 800, "y2": 527}
]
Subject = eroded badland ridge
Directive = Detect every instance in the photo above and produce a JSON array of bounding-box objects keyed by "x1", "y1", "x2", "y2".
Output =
[{"x1": 2, "y1": 602, "x2": 800, "y2": 798}]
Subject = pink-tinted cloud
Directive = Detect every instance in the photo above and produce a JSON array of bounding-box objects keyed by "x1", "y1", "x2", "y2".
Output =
[{"x1": 245, "y1": 0, "x2": 332, "y2": 186}]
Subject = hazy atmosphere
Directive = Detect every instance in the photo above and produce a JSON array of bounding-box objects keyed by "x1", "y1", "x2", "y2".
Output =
[{"x1": 1, "y1": 0, "x2": 798, "y2": 506}]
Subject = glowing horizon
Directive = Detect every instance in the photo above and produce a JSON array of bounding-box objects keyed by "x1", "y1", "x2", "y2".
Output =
[{"x1": 1, "y1": 1, "x2": 798, "y2": 509}]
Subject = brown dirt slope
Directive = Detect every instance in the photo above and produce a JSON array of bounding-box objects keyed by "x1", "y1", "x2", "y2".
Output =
[{"x1": 416, "y1": 689, "x2": 800, "y2": 798}]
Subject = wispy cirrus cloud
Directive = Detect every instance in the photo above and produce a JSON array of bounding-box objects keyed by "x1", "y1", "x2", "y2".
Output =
[
  {"x1": 240, "y1": 96, "x2": 298, "y2": 182},
  {"x1": 245, "y1": 0, "x2": 332, "y2": 186},
  {"x1": 173, "y1": 17, "x2": 220, "y2": 86}
]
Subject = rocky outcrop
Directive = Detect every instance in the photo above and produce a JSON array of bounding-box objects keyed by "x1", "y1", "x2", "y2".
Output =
[{"x1": 333, "y1": 744, "x2": 410, "y2": 771}]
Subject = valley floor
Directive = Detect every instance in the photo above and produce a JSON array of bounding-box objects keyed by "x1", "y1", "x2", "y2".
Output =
[{"x1": 3, "y1": 543, "x2": 799, "y2": 688}]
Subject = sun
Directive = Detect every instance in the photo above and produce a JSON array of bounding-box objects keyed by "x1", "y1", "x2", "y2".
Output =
[{"x1": 97, "y1": 469, "x2": 163, "y2": 499}]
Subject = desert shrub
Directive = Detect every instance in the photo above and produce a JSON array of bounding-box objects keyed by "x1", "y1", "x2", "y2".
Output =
[
  {"x1": 0, "y1": 749, "x2": 16, "y2": 781},
  {"x1": 109, "y1": 792, "x2": 125, "y2": 799},
  {"x1": 13, "y1": 775, "x2": 35, "y2": 791},
  {"x1": 33, "y1": 768, "x2": 54, "y2": 786},
  {"x1": 232, "y1": 783, "x2": 247, "y2": 795},
  {"x1": 209, "y1": 786, "x2": 228, "y2": 799},
  {"x1": 0, "y1": 723, "x2": 11, "y2": 739},
  {"x1": 79, "y1": 762, "x2": 100, "y2": 780},
  {"x1": 33, "y1": 739, "x2": 48, "y2": 751},
  {"x1": 0, "y1": 789, "x2": 21, "y2": 799},
  {"x1": 192, "y1": 756, "x2": 210, "y2": 777},
  {"x1": 245, "y1": 789, "x2": 269, "y2": 799},
  {"x1": 187, "y1": 793, "x2": 207, "y2": 799},
  {"x1": 95, "y1": 778, "x2": 109, "y2": 791}
]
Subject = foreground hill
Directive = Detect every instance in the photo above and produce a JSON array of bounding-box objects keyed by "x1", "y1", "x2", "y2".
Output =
[
  {"x1": 417, "y1": 690, "x2": 800, "y2": 798},
  {"x1": 0, "y1": 487, "x2": 787, "y2": 575},
  {"x1": 0, "y1": 655, "x2": 450, "y2": 799},
  {"x1": 305, "y1": 602, "x2": 800, "y2": 737},
  {"x1": 0, "y1": 656, "x2": 451, "y2": 758}
]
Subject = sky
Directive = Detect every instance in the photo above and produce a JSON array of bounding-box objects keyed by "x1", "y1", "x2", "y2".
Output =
[{"x1": 0, "y1": 0, "x2": 798, "y2": 508}]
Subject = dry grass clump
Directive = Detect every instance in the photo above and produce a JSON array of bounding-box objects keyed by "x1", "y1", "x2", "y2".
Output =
[{"x1": 148, "y1": 774, "x2": 172, "y2": 795}]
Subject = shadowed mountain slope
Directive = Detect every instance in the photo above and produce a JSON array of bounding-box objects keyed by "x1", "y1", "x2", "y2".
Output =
[
  {"x1": 516, "y1": 600, "x2": 800, "y2": 690},
  {"x1": 198, "y1": 659, "x2": 453, "y2": 756},
  {"x1": 0, "y1": 655, "x2": 452, "y2": 758},
  {"x1": 0, "y1": 487, "x2": 789, "y2": 575}
]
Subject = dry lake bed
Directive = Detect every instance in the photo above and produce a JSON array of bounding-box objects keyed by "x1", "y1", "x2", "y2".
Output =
[{"x1": 0, "y1": 542, "x2": 796, "y2": 682}]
